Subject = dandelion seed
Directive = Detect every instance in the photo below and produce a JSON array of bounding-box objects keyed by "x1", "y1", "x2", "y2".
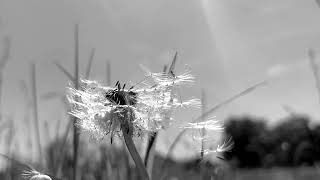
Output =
[
  {"x1": 191, "y1": 134, "x2": 211, "y2": 141},
  {"x1": 216, "y1": 137, "x2": 234, "y2": 153},
  {"x1": 174, "y1": 98, "x2": 201, "y2": 108},
  {"x1": 202, "y1": 137, "x2": 234, "y2": 157},
  {"x1": 182, "y1": 118, "x2": 224, "y2": 131}
]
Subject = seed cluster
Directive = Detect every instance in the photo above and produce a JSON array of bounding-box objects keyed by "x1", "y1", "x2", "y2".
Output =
[{"x1": 67, "y1": 69, "x2": 201, "y2": 140}]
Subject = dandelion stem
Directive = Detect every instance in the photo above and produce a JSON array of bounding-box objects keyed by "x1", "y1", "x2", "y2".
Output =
[{"x1": 121, "y1": 121, "x2": 150, "y2": 180}]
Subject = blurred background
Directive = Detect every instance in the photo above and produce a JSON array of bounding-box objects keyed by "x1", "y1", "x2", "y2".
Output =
[{"x1": 1, "y1": 0, "x2": 320, "y2": 179}]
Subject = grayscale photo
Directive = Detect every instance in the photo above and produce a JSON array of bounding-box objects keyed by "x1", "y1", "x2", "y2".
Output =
[{"x1": 0, "y1": 0, "x2": 319, "y2": 180}]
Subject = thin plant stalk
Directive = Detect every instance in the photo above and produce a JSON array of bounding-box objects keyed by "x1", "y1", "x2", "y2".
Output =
[
  {"x1": 51, "y1": 35, "x2": 95, "y2": 178},
  {"x1": 5, "y1": 118, "x2": 15, "y2": 157},
  {"x1": 168, "y1": 52, "x2": 178, "y2": 75},
  {"x1": 120, "y1": 111, "x2": 150, "y2": 180},
  {"x1": 44, "y1": 121, "x2": 51, "y2": 142},
  {"x1": 106, "y1": 61, "x2": 111, "y2": 86},
  {"x1": 307, "y1": 48, "x2": 320, "y2": 161},
  {"x1": 193, "y1": 81, "x2": 266, "y2": 123},
  {"x1": 161, "y1": 81, "x2": 266, "y2": 173},
  {"x1": 200, "y1": 89, "x2": 207, "y2": 159},
  {"x1": 145, "y1": 132, "x2": 157, "y2": 178},
  {"x1": 31, "y1": 63, "x2": 43, "y2": 165},
  {"x1": 55, "y1": 119, "x2": 73, "y2": 176},
  {"x1": 143, "y1": 69, "x2": 164, "y2": 165},
  {"x1": 59, "y1": 45, "x2": 94, "y2": 178},
  {"x1": 308, "y1": 49, "x2": 320, "y2": 104},
  {"x1": 49, "y1": 66, "x2": 75, "y2": 176},
  {"x1": 85, "y1": 48, "x2": 95, "y2": 79},
  {"x1": 19, "y1": 80, "x2": 34, "y2": 161},
  {"x1": 54, "y1": 118, "x2": 61, "y2": 139},
  {"x1": 73, "y1": 24, "x2": 80, "y2": 180},
  {"x1": 144, "y1": 65, "x2": 169, "y2": 178},
  {"x1": 200, "y1": 90, "x2": 210, "y2": 180},
  {"x1": 41, "y1": 92, "x2": 74, "y2": 176},
  {"x1": 145, "y1": 55, "x2": 177, "y2": 179},
  {"x1": 0, "y1": 36, "x2": 10, "y2": 119},
  {"x1": 118, "y1": 90, "x2": 149, "y2": 180},
  {"x1": 54, "y1": 62, "x2": 75, "y2": 82},
  {"x1": 122, "y1": 130, "x2": 149, "y2": 180}
]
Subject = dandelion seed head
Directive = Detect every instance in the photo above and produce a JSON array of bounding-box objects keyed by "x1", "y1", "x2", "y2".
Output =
[
  {"x1": 67, "y1": 68, "x2": 199, "y2": 139},
  {"x1": 30, "y1": 175, "x2": 52, "y2": 180},
  {"x1": 21, "y1": 170, "x2": 52, "y2": 180}
]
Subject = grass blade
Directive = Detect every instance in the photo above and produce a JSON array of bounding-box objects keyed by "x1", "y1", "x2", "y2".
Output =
[
  {"x1": 0, "y1": 36, "x2": 10, "y2": 69},
  {"x1": 85, "y1": 48, "x2": 95, "y2": 79},
  {"x1": 73, "y1": 24, "x2": 80, "y2": 180},
  {"x1": 31, "y1": 63, "x2": 43, "y2": 165},
  {"x1": 106, "y1": 61, "x2": 111, "y2": 86},
  {"x1": 168, "y1": 51, "x2": 177, "y2": 75},
  {"x1": 200, "y1": 89, "x2": 207, "y2": 159},
  {"x1": 55, "y1": 119, "x2": 73, "y2": 177},
  {"x1": 308, "y1": 49, "x2": 320, "y2": 104},
  {"x1": 145, "y1": 56, "x2": 178, "y2": 178},
  {"x1": 0, "y1": 36, "x2": 10, "y2": 118},
  {"x1": 162, "y1": 81, "x2": 267, "y2": 171},
  {"x1": 144, "y1": 61, "x2": 175, "y2": 171},
  {"x1": 54, "y1": 62, "x2": 75, "y2": 82}
]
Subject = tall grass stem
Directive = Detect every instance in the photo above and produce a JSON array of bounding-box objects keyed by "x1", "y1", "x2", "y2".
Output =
[
  {"x1": 73, "y1": 24, "x2": 80, "y2": 180},
  {"x1": 200, "y1": 89, "x2": 207, "y2": 159},
  {"x1": 145, "y1": 55, "x2": 177, "y2": 177},
  {"x1": 31, "y1": 63, "x2": 43, "y2": 165},
  {"x1": 308, "y1": 49, "x2": 320, "y2": 104},
  {"x1": 106, "y1": 61, "x2": 111, "y2": 86}
]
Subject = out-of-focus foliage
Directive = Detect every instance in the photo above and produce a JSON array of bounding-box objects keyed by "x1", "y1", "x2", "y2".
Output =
[
  {"x1": 224, "y1": 114, "x2": 320, "y2": 168},
  {"x1": 45, "y1": 137, "x2": 217, "y2": 180},
  {"x1": 0, "y1": 136, "x2": 223, "y2": 180},
  {"x1": 45, "y1": 138, "x2": 141, "y2": 180},
  {"x1": 2, "y1": 114, "x2": 320, "y2": 180}
]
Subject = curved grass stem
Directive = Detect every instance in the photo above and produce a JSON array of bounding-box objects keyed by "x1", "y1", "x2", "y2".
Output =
[{"x1": 160, "y1": 81, "x2": 267, "y2": 177}]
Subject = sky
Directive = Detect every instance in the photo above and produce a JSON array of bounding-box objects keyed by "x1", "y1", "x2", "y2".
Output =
[{"x1": 1, "y1": 0, "x2": 320, "y2": 159}]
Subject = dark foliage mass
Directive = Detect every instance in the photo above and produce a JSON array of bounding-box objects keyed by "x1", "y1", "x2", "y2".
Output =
[{"x1": 224, "y1": 114, "x2": 320, "y2": 168}]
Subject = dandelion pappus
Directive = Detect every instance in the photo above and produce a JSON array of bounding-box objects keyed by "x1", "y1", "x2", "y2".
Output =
[{"x1": 67, "y1": 66, "x2": 200, "y2": 141}]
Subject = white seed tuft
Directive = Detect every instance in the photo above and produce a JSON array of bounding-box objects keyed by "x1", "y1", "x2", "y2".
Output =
[
  {"x1": 21, "y1": 170, "x2": 52, "y2": 180},
  {"x1": 67, "y1": 68, "x2": 200, "y2": 139}
]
